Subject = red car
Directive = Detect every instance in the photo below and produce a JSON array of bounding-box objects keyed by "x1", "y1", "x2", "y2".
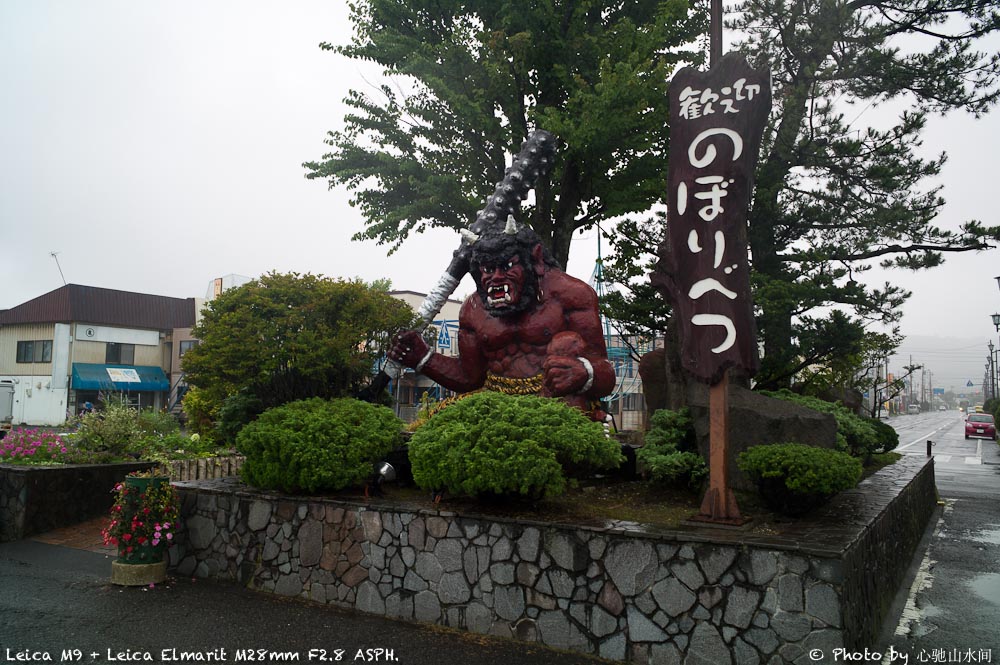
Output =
[{"x1": 965, "y1": 413, "x2": 997, "y2": 440}]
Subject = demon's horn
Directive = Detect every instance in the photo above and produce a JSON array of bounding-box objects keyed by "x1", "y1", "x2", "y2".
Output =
[{"x1": 504, "y1": 215, "x2": 520, "y2": 235}]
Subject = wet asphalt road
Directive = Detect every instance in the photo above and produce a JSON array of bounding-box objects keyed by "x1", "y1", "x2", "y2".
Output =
[
  {"x1": 0, "y1": 539, "x2": 605, "y2": 665},
  {"x1": 877, "y1": 411, "x2": 1000, "y2": 659}
]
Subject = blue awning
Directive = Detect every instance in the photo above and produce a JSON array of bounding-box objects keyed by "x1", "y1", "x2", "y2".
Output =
[{"x1": 71, "y1": 364, "x2": 169, "y2": 392}]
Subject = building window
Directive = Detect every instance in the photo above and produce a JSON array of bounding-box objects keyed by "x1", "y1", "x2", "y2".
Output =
[
  {"x1": 621, "y1": 393, "x2": 646, "y2": 412},
  {"x1": 106, "y1": 342, "x2": 135, "y2": 364},
  {"x1": 16, "y1": 340, "x2": 53, "y2": 363},
  {"x1": 178, "y1": 340, "x2": 199, "y2": 357}
]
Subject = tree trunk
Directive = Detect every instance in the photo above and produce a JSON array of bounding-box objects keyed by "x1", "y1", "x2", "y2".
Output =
[{"x1": 747, "y1": 65, "x2": 819, "y2": 388}]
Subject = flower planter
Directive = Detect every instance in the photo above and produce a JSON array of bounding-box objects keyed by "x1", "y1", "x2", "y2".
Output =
[
  {"x1": 104, "y1": 475, "x2": 178, "y2": 586},
  {"x1": 110, "y1": 559, "x2": 168, "y2": 586}
]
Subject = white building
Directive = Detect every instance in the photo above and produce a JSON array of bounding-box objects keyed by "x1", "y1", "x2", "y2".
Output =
[{"x1": 0, "y1": 285, "x2": 201, "y2": 426}]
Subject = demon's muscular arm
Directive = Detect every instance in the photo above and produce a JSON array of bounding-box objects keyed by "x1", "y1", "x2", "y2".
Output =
[
  {"x1": 541, "y1": 273, "x2": 616, "y2": 399},
  {"x1": 387, "y1": 299, "x2": 487, "y2": 394}
]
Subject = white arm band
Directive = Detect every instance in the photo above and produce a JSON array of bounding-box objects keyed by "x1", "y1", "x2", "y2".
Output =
[
  {"x1": 416, "y1": 349, "x2": 434, "y2": 373},
  {"x1": 577, "y1": 356, "x2": 594, "y2": 394}
]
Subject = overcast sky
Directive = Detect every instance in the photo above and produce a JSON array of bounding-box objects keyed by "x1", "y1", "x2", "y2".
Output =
[{"x1": 2, "y1": 2, "x2": 998, "y2": 391}]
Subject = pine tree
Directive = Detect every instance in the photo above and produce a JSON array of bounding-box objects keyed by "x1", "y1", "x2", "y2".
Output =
[{"x1": 735, "y1": 0, "x2": 1000, "y2": 387}]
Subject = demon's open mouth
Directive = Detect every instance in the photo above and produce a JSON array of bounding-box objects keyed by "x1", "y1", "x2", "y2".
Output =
[{"x1": 486, "y1": 283, "x2": 514, "y2": 307}]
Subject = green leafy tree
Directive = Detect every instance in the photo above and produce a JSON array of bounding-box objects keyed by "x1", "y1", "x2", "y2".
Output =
[
  {"x1": 181, "y1": 272, "x2": 415, "y2": 419},
  {"x1": 836, "y1": 330, "x2": 905, "y2": 418},
  {"x1": 598, "y1": 215, "x2": 673, "y2": 361},
  {"x1": 303, "y1": 0, "x2": 706, "y2": 268},
  {"x1": 732, "y1": 0, "x2": 1000, "y2": 388}
]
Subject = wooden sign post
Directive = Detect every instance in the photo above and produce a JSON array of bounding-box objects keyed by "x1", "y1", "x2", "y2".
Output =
[{"x1": 660, "y1": 53, "x2": 772, "y2": 524}]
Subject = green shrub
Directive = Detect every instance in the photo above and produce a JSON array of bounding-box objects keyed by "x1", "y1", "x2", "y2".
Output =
[
  {"x1": 761, "y1": 389, "x2": 879, "y2": 458},
  {"x1": 642, "y1": 451, "x2": 708, "y2": 491},
  {"x1": 637, "y1": 409, "x2": 707, "y2": 491},
  {"x1": 867, "y1": 417, "x2": 899, "y2": 453},
  {"x1": 738, "y1": 442, "x2": 863, "y2": 516},
  {"x1": 236, "y1": 397, "x2": 402, "y2": 493},
  {"x1": 137, "y1": 408, "x2": 180, "y2": 438},
  {"x1": 74, "y1": 397, "x2": 144, "y2": 458},
  {"x1": 137, "y1": 431, "x2": 227, "y2": 464},
  {"x1": 181, "y1": 386, "x2": 220, "y2": 441},
  {"x1": 643, "y1": 408, "x2": 697, "y2": 451},
  {"x1": 407, "y1": 392, "x2": 623, "y2": 500}
]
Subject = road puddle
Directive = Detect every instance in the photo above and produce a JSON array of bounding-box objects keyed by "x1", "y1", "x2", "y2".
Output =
[
  {"x1": 968, "y1": 526, "x2": 1000, "y2": 545},
  {"x1": 909, "y1": 602, "x2": 942, "y2": 638},
  {"x1": 967, "y1": 572, "x2": 1000, "y2": 605}
]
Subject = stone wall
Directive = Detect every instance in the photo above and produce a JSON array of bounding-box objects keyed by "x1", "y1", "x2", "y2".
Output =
[
  {"x1": 839, "y1": 458, "x2": 938, "y2": 650},
  {"x1": 171, "y1": 455, "x2": 935, "y2": 664},
  {"x1": 0, "y1": 461, "x2": 156, "y2": 542}
]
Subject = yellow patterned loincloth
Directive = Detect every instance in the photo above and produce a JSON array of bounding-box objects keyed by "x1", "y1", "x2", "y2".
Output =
[{"x1": 483, "y1": 372, "x2": 544, "y2": 396}]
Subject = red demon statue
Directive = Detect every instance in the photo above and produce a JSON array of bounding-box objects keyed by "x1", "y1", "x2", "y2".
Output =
[{"x1": 388, "y1": 218, "x2": 615, "y2": 420}]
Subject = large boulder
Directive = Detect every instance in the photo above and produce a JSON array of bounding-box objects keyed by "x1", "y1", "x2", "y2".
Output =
[
  {"x1": 638, "y1": 347, "x2": 670, "y2": 415},
  {"x1": 685, "y1": 382, "x2": 838, "y2": 491}
]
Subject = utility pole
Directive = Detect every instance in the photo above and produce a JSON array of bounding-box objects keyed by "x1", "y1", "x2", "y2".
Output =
[
  {"x1": 909, "y1": 355, "x2": 914, "y2": 407},
  {"x1": 903, "y1": 357, "x2": 923, "y2": 411},
  {"x1": 885, "y1": 353, "x2": 898, "y2": 414}
]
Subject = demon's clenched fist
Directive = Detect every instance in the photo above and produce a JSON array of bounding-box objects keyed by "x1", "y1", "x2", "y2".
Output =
[{"x1": 388, "y1": 223, "x2": 614, "y2": 419}]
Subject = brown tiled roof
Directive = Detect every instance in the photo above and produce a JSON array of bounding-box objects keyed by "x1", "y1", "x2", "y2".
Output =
[{"x1": 0, "y1": 284, "x2": 196, "y2": 330}]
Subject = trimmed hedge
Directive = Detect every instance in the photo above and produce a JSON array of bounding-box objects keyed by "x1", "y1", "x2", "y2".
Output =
[
  {"x1": 236, "y1": 397, "x2": 402, "y2": 493},
  {"x1": 761, "y1": 389, "x2": 886, "y2": 458},
  {"x1": 738, "y1": 442, "x2": 863, "y2": 516},
  {"x1": 868, "y1": 417, "x2": 899, "y2": 453},
  {"x1": 637, "y1": 409, "x2": 707, "y2": 491},
  {"x1": 407, "y1": 392, "x2": 622, "y2": 500}
]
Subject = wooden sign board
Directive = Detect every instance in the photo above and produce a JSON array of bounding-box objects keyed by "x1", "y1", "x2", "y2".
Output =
[{"x1": 662, "y1": 53, "x2": 771, "y2": 385}]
